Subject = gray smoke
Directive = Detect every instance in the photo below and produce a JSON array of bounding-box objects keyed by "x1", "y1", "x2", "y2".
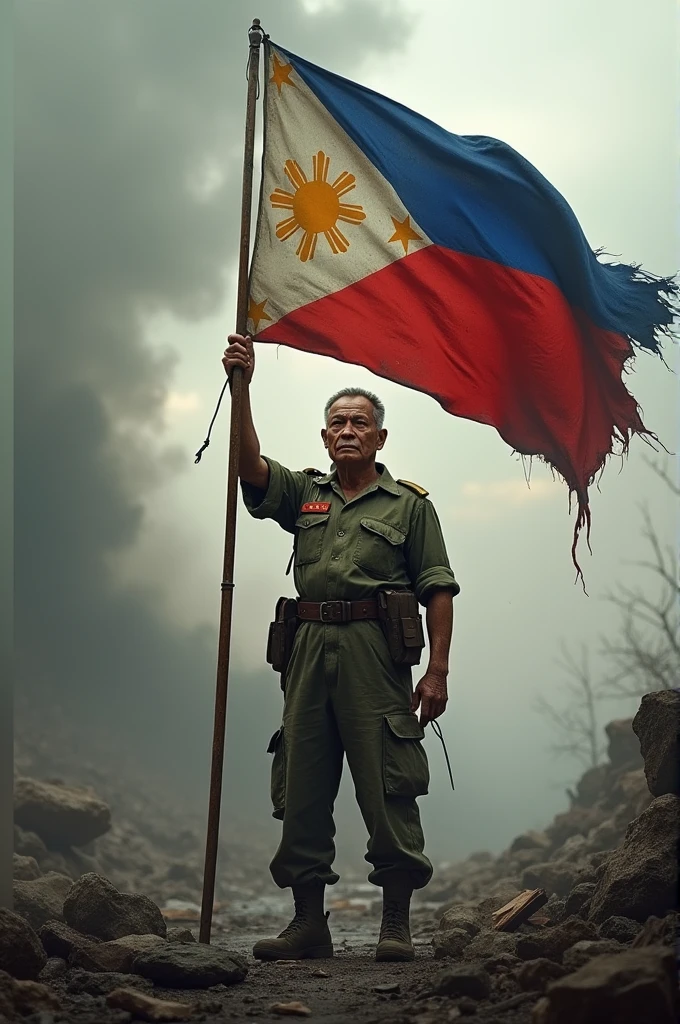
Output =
[{"x1": 14, "y1": 0, "x2": 411, "y2": 802}]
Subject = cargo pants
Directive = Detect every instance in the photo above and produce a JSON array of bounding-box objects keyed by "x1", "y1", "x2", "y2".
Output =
[{"x1": 266, "y1": 617, "x2": 433, "y2": 891}]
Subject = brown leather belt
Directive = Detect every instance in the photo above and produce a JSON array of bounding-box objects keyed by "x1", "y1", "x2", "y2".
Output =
[{"x1": 297, "y1": 599, "x2": 379, "y2": 623}]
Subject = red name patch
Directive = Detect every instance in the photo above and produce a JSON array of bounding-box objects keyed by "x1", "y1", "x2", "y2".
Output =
[{"x1": 301, "y1": 502, "x2": 331, "y2": 513}]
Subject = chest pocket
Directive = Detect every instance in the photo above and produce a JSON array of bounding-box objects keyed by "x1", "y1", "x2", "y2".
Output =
[
  {"x1": 353, "y1": 517, "x2": 406, "y2": 578},
  {"x1": 294, "y1": 514, "x2": 330, "y2": 566}
]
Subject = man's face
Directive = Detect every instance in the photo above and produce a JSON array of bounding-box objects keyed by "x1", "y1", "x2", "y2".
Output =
[{"x1": 321, "y1": 396, "x2": 387, "y2": 466}]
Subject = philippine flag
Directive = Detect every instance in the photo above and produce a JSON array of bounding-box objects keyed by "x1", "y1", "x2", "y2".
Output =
[{"x1": 248, "y1": 42, "x2": 676, "y2": 576}]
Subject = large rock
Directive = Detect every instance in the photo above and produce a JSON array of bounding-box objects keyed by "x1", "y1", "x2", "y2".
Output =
[
  {"x1": 63, "y1": 872, "x2": 167, "y2": 940},
  {"x1": 537, "y1": 946, "x2": 677, "y2": 1024},
  {"x1": 39, "y1": 920, "x2": 101, "y2": 960},
  {"x1": 0, "y1": 908, "x2": 47, "y2": 980},
  {"x1": 633, "y1": 690, "x2": 680, "y2": 797},
  {"x1": 14, "y1": 776, "x2": 111, "y2": 848},
  {"x1": 588, "y1": 794, "x2": 679, "y2": 923},
  {"x1": 509, "y1": 831, "x2": 551, "y2": 854},
  {"x1": 516, "y1": 916, "x2": 597, "y2": 963},
  {"x1": 12, "y1": 872, "x2": 73, "y2": 931},
  {"x1": 13, "y1": 825, "x2": 48, "y2": 861},
  {"x1": 131, "y1": 944, "x2": 247, "y2": 988},
  {"x1": 431, "y1": 963, "x2": 491, "y2": 1000},
  {"x1": 605, "y1": 718, "x2": 642, "y2": 769}
]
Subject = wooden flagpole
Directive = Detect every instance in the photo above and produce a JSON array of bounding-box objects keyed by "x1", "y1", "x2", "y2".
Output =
[{"x1": 199, "y1": 17, "x2": 265, "y2": 945}]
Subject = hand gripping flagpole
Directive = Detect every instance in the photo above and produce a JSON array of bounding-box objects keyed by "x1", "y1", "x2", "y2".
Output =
[{"x1": 199, "y1": 17, "x2": 265, "y2": 945}]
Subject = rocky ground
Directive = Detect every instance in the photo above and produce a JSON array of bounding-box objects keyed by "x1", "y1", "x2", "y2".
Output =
[{"x1": 3, "y1": 689, "x2": 679, "y2": 1023}]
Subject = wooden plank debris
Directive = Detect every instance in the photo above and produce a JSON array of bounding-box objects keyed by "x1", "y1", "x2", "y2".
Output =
[{"x1": 491, "y1": 888, "x2": 548, "y2": 932}]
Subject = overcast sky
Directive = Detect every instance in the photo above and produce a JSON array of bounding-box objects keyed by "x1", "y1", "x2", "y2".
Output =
[{"x1": 15, "y1": 0, "x2": 678, "y2": 872}]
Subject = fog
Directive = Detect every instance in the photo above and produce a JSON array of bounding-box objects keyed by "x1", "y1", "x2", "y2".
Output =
[{"x1": 15, "y1": 0, "x2": 677, "y2": 876}]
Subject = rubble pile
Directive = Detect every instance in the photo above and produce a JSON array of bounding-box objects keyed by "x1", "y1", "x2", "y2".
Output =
[{"x1": 1, "y1": 689, "x2": 677, "y2": 1023}]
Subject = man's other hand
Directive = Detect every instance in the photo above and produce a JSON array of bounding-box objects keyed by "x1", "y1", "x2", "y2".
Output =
[
  {"x1": 411, "y1": 672, "x2": 448, "y2": 726},
  {"x1": 222, "y1": 333, "x2": 255, "y2": 385}
]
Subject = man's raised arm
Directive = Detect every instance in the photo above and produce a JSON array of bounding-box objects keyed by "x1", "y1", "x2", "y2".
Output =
[{"x1": 222, "y1": 333, "x2": 269, "y2": 490}]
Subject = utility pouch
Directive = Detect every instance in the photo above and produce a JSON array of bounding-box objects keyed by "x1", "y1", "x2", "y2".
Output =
[
  {"x1": 377, "y1": 589, "x2": 425, "y2": 666},
  {"x1": 266, "y1": 597, "x2": 299, "y2": 688}
]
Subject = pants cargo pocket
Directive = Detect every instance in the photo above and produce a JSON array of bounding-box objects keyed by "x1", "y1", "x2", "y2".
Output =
[
  {"x1": 383, "y1": 713, "x2": 430, "y2": 797},
  {"x1": 267, "y1": 727, "x2": 286, "y2": 820}
]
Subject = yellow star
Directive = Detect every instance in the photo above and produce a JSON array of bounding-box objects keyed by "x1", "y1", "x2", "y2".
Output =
[
  {"x1": 248, "y1": 297, "x2": 272, "y2": 332},
  {"x1": 387, "y1": 214, "x2": 423, "y2": 255},
  {"x1": 271, "y1": 55, "x2": 296, "y2": 95}
]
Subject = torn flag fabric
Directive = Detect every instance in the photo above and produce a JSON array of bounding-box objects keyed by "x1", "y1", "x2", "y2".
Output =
[{"x1": 248, "y1": 41, "x2": 677, "y2": 578}]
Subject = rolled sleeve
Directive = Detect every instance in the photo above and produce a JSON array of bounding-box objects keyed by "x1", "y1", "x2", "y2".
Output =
[
  {"x1": 406, "y1": 499, "x2": 460, "y2": 604},
  {"x1": 240, "y1": 457, "x2": 306, "y2": 534}
]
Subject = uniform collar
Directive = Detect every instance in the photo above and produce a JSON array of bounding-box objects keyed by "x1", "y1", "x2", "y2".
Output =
[{"x1": 316, "y1": 462, "x2": 400, "y2": 496}]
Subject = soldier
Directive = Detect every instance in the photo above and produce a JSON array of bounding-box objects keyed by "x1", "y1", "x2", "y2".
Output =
[{"x1": 222, "y1": 334, "x2": 460, "y2": 962}]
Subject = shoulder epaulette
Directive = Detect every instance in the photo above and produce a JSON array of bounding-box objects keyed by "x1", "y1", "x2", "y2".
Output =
[
  {"x1": 303, "y1": 467, "x2": 323, "y2": 476},
  {"x1": 398, "y1": 479, "x2": 429, "y2": 497}
]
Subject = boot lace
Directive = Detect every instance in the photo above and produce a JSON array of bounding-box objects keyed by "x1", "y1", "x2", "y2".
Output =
[
  {"x1": 279, "y1": 895, "x2": 323, "y2": 939},
  {"x1": 380, "y1": 898, "x2": 410, "y2": 942}
]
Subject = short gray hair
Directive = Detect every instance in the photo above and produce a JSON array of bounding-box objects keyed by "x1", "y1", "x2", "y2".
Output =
[{"x1": 324, "y1": 388, "x2": 385, "y2": 430}]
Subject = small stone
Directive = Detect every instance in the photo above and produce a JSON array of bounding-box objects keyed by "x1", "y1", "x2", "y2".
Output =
[
  {"x1": 434, "y1": 926, "x2": 474, "y2": 960},
  {"x1": 12, "y1": 872, "x2": 73, "y2": 931},
  {"x1": 311, "y1": 968, "x2": 329, "y2": 977},
  {"x1": 167, "y1": 927, "x2": 196, "y2": 943},
  {"x1": 562, "y1": 939, "x2": 626, "y2": 971},
  {"x1": 39, "y1": 920, "x2": 100, "y2": 960},
  {"x1": 463, "y1": 930, "x2": 518, "y2": 961},
  {"x1": 481, "y1": 953, "x2": 521, "y2": 975},
  {"x1": 269, "y1": 1001, "x2": 312, "y2": 1017},
  {"x1": 374, "y1": 982, "x2": 400, "y2": 993},
  {"x1": 517, "y1": 957, "x2": 569, "y2": 991},
  {"x1": 432, "y1": 964, "x2": 492, "y2": 1000},
  {"x1": 63, "y1": 873, "x2": 167, "y2": 940},
  {"x1": 563, "y1": 884, "x2": 596, "y2": 919},
  {"x1": 107, "y1": 986, "x2": 195, "y2": 1022},
  {"x1": 597, "y1": 916, "x2": 642, "y2": 944},
  {"x1": 13, "y1": 825, "x2": 48, "y2": 861},
  {"x1": 521, "y1": 862, "x2": 580, "y2": 899},
  {"x1": 2, "y1": 973, "x2": 61, "y2": 1015},
  {"x1": 67, "y1": 969, "x2": 153, "y2": 996},
  {"x1": 13, "y1": 854, "x2": 41, "y2": 881},
  {"x1": 457, "y1": 995, "x2": 479, "y2": 1015},
  {"x1": 516, "y1": 916, "x2": 597, "y2": 963},
  {"x1": 509, "y1": 831, "x2": 551, "y2": 854},
  {"x1": 38, "y1": 957, "x2": 68, "y2": 983},
  {"x1": 14, "y1": 776, "x2": 111, "y2": 847},
  {"x1": 132, "y1": 944, "x2": 247, "y2": 989},
  {"x1": 0, "y1": 907, "x2": 47, "y2": 979}
]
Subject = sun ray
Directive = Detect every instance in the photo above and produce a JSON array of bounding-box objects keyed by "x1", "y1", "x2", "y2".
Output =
[
  {"x1": 297, "y1": 230, "x2": 317, "y2": 262},
  {"x1": 275, "y1": 216, "x2": 301, "y2": 241},
  {"x1": 270, "y1": 188, "x2": 295, "y2": 209},
  {"x1": 284, "y1": 159, "x2": 308, "y2": 190},
  {"x1": 338, "y1": 203, "x2": 366, "y2": 224},
  {"x1": 331, "y1": 171, "x2": 357, "y2": 198},
  {"x1": 324, "y1": 225, "x2": 350, "y2": 254},
  {"x1": 270, "y1": 150, "x2": 365, "y2": 261},
  {"x1": 312, "y1": 150, "x2": 330, "y2": 183}
]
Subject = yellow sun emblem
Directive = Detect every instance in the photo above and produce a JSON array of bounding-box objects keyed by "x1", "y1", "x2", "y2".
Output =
[{"x1": 270, "y1": 150, "x2": 366, "y2": 263}]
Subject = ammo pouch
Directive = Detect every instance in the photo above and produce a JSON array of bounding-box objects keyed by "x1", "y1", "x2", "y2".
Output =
[
  {"x1": 266, "y1": 597, "x2": 299, "y2": 688},
  {"x1": 377, "y1": 589, "x2": 425, "y2": 666}
]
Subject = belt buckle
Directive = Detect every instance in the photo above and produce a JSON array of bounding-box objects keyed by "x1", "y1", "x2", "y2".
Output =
[{"x1": 319, "y1": 601, "x2": 350, "y2": 623}]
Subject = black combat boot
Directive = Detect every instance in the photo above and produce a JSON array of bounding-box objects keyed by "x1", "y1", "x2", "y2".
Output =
[
  {"x1": 252, "y1": 882, "x2": 333, "y2": 960},
  {"x1": 375, "y1": 878, "x2": 415, "y2": 962}
]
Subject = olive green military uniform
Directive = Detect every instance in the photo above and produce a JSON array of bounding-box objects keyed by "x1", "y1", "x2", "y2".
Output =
[{"x1": 242, "y1": 458, "x2": 459, "y2": 893}]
